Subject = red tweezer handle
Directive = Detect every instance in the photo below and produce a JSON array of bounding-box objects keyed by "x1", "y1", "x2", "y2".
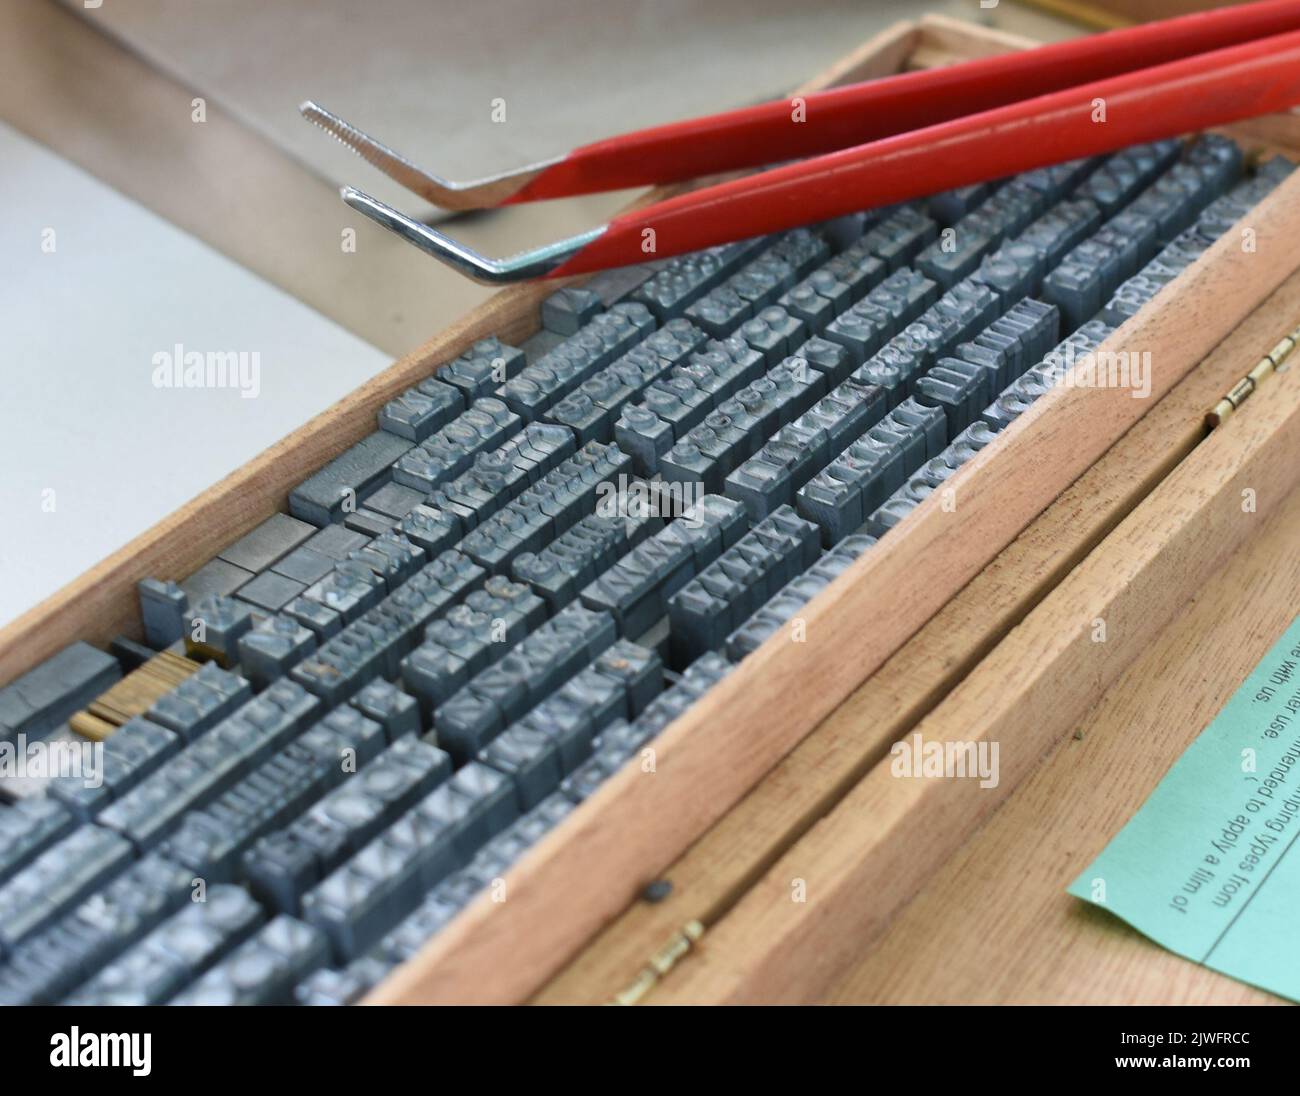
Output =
[
  {"x1": 512, "y1": 0, "x2": 1300, "y2": 204},
  {"x1": 549, "y1": 27, "x2": 1300, "y2": 278}
]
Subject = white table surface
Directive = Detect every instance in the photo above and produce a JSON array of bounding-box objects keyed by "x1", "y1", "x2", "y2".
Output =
[{"x1": 0, "y1": 121, "x2": 390, "y2": 629}]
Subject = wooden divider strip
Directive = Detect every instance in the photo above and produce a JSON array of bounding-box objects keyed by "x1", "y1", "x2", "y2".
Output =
[{"x1": 831, "y1": 489, "x2": 1300, "y2": 1006}]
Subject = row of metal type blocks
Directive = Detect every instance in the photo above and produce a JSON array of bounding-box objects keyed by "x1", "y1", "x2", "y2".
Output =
[{"x1": 0, "y1": 494, "x2": 779, "y2": 1001}]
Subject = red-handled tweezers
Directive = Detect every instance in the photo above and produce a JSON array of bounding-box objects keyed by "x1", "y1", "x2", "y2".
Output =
[{"x1": 308, "y1": 0, "x2": 1300, "y2": 283}]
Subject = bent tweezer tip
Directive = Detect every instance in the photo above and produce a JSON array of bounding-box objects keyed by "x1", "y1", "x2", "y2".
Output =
[
  {"x1": 301, "y1": 101, "x2": 558, "y2": 212},
  {"x1": 340, "y1": 186, "x2": 603, "y2": 285}
]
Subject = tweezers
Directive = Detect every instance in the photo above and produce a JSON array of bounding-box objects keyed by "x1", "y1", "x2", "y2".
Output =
[{"x1": 303, "y1": 0, "x2": 1300, "y2": 283}]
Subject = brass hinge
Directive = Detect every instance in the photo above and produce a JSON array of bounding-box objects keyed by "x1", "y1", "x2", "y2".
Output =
[
  {"x1": 1206, "y1": 321, "x2": 1300, "y2": 429},
  {"x1": 609, "y1": 920, "x2": 705, "y2": 1005}
]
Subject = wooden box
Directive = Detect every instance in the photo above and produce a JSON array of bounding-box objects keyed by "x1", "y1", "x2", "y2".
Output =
[{"x1": 4, "y1": 15, "x2": 1300, "y2": 1005}]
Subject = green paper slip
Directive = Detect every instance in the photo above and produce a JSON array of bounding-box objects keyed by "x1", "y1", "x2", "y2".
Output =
[{"x1": 1069, "y1": 612, "x2": 1300, "y2": 1001}]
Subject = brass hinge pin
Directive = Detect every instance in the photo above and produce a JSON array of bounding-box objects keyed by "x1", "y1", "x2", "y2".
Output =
[
  {"x1": 609, "y1": 920, "x2": 705, "y2": 1005},
  {"x1": 1207, "y1": 322, "x2": 1300, "y2": 429}
]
